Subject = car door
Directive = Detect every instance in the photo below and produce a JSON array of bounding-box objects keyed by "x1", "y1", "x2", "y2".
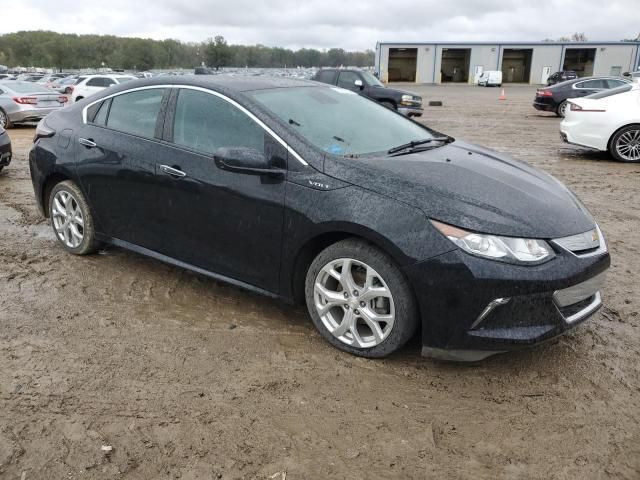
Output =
[
  {"x1": 153, "y1": 87, "x2": 287, "y2": 291},
  {"x1": 75, "y1": 87, "x2": 171, "y2": 248}
]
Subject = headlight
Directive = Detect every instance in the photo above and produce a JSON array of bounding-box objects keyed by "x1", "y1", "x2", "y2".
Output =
[
  {"x1": 400, "y1": 94, "x2": 421, "y2": 106},
  {"x1": 431, "y1": 220, "x2": 555, "y2": 265}
]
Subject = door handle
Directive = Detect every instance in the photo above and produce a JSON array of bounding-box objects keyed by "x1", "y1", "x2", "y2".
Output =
[
  {"x1": 160, "y1": 164, "x2": 187, "y2": 178},
  {"x1": 78, "y1": 137, "x2": 97, "y2": 148}
]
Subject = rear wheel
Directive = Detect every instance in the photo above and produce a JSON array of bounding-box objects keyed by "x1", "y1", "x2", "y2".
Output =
[
  {"x1": 305, "y1": 239, "x2": 418, "y2": 358},
  {"x1": 0, "y1": 109, "x2": 12, "y2": 129},
  {"x1": 556, "y1": 100, "x2": 569, "y2": 118},
  {"x1": 609, "y1": 125, "x2": 640, "y2": 163},
  {"x1": 49, "y1": 180, "x2": 99, "y2": 255}
]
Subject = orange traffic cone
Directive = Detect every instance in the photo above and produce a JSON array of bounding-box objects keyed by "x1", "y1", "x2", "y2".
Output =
[{"x1": 499, "y1": 88, "x2": 506, "y2": 101}]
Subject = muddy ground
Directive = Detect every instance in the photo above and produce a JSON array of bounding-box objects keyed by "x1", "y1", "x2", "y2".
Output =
[{"x1": 0, "y1": 85, "x2": 639, "y2": 479}]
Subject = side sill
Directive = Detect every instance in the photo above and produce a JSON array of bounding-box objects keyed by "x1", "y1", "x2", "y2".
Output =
[{"x1": 96, "y1": 234, "x2": 281, "y2": 300}]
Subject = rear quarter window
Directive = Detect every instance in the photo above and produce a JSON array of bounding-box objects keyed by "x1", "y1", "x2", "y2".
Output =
[{"x1": 315, "y1": 70, "x2": 337, "y2": 84}]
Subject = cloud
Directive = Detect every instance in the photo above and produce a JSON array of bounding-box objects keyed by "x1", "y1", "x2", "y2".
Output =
[{"x1": 1, "y1": 0, "x2": 638, "y2": 50}]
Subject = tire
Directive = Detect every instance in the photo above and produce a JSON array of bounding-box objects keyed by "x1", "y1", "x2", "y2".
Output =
[
  {"x1": 609, "y1": 125, "x2": 640, "y2": 163},
  {"x1": 48, "y1": 180, "x2": 99, "y2": 255},
  {"x1": 305, "y1": 238, "x2": 418, "y2": 358},
  {"x1": 380, "y1": 101, "x2": 396, "y2": 111},
  {"x1": 556, "y1": 100, "x2": 569, "y2": 118},
  {"x1": 0, "y1": 108, "x2": 12, "y2": 129},
  {"x1": 64, "y1": 87, "x2": 72, "y2": 94}
]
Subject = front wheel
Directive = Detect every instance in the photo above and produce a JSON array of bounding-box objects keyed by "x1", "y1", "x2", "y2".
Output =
[
  {"x1": 49, "y1": 180, "x2": 99, "y2": 255},
  {"x1": 609, "y1": 125, "x2": 640, "y2": 163},
  {"x1": 305, "y1": 239, "x2": 418, "y2": 358},
  {"x1": 0, "y1": 109, "x2": 12, "y2": 129}
]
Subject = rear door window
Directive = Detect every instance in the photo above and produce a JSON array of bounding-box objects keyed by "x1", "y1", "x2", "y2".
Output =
[
  {"x1": 86, "y1": 77, "x2": 105, "y2": 87},
  {"x1": 576, "y1": 80, "x2": 607, "y2": 89},
  {"x1": 105, "y1": 88, "x2": 167, "y2": 139},
  {"x1": 315, "y1": 70, "x2": 337, "y2": 85}
]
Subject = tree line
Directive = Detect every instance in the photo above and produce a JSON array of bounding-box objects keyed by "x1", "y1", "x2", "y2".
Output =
[{"x1": 0, "y1": 31, "x2": 374, "y2": 71}]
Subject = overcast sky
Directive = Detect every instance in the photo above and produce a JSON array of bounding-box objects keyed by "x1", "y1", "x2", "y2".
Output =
[{"x1": 1, "y1": 0, "x2": 639, "y2": 50}]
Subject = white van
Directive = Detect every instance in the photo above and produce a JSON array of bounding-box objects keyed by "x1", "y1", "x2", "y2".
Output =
[{"x1": 477, "y1": 71, "x2": 502, "y2": 87}]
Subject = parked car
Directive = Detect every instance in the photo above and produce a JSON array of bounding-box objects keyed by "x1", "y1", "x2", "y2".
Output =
[
  {"x1": 37, "y1": 73, "x2": 70, "y2": 89},
  {"x1": 311, "y1": 68, "x2": 423, "y2": 117},
  {"x1": 14, "y1": 73, "x2": 46, "y2": 82},
  {"x1": 622, "y1": 70, "x2": 640, "y2": 83},
  {"x1": 477, "y1": 70, "x2": 502, "y2": 87},
  {"x1": 71, "y1": 74, "x2": 136, "y2": 102},
  {"x1": 560, "y1": 83, "x2": 640, "y2": 162},
  {"x1": 0, "y1": 125, "x2": 11, "y2": 172},
  {"x1": 0, "y1": 74, "x2": 15, "y2": 81},
  {"x1": 53, "y1": 76, "x2": 79, "y2": 94},
  {"x1": 546, "y1": 70, "x2": 578, "y2": 86},
  {"x1": 533, "y1": 76, "x2": 631, "y2": 117},
  {"x1": 30, "y1": 76, "x2": 609, "y2": 361},
  {"x1": 0, "y1": 81, "x2": 68, "y2": 128}
]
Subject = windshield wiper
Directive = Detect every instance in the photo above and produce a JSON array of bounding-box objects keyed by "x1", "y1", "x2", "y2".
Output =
[{"x1": 387, "y1": 137, "x2": 451, "y2": 155}]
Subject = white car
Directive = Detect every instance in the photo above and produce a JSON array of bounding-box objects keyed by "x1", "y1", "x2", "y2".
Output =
[
  {"x1": 477, "y1": 71, "x2": 502, "y2": 87},
  {"x1": 560, "y1": 83, "x2": 640, "y2": 162},
  {"x1": 71, "y1": 74, "x2": 136, "y2": 102}
]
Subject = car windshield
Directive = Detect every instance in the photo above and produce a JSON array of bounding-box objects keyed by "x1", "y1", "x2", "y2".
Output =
[
  {"x1": 250, "y1": 86, "x2": 434, "y2": 156},
  {"x1": 361, "y1": 71, "x2": 384, "y2": 87},
  {"x1": 587, "y1": 84, "x2": 634, "y2": 99},
  {"x1": 5, "y1": 82, "x2": 53, "y2": 94}
]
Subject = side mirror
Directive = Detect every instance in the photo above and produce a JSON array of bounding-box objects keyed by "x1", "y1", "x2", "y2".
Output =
[
  {"x1": 214, "y1": 147, "x2": 284, "y2": 177},
  {"x1": 354, "y1": 79, "x2": 364, "y2": 90}
]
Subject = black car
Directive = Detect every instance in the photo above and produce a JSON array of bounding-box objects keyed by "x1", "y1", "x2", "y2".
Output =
[
  {"x1": 534, "y1": 76, "x2": 631, "y2": 117},
  {"x1": 311, "y1": 68, "x2": 423, "y2": 117},
  {"x1": 30, "y1": 76, "x2": 609, "y2": 361},
  {"x1": 0, "y1": 126, "x2": 11, "y2": 172},
  {"x1": 546, "y1": 70, "x2": 578, "y2": 86}
]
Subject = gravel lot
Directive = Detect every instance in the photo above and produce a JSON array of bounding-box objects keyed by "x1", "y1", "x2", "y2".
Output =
[{"x1": 0, "y1": 84, "x2": 639, "y2": 480}]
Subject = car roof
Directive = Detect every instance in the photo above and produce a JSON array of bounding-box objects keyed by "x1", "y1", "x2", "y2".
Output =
[
  {"x1": 109, "y1": 74, "x2": 319, "y2": 92},
  {"x1": 550, "y1": 76, "x2": 630, "y2": 87}
]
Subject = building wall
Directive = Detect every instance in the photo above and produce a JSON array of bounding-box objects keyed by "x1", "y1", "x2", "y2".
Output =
[
  {"x1": 591, "y1": 45, "x2": 638, "y2": 76},
  {"x1": 376, "y1": 42, "x2": 640, "y2": 85}
]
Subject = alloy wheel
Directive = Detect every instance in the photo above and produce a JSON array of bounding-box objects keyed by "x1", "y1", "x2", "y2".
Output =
[
  {"x1": 0, "y1": 110, "x2": 7, "y2": 128},
  {"x1": 51, "y1": 190, "x2": 84, "y2": 248},
  {"x1": 615, "y1": 128, "x2": 640, "y2": 161},
  {"x1": 313, "y1": 258, "x2": 395, "y2": 348}
]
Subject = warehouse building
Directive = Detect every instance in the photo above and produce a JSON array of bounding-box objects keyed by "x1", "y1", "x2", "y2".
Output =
[{"x1": 375, "y1": 41, "x2": 640, "y2": 85}]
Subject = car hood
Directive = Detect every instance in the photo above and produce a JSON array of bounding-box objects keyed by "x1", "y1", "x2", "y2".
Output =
[
  {"x1": 323, "y1": 141, "x2": 595, "y2": 239},
  {"x1": 369, "y1": 85, "x2": 419, "y2": 98}
]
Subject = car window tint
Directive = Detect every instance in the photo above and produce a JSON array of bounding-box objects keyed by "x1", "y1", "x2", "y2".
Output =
[
  {"x1": 104, "y1": 78, "x2": 116, "y2": 87},
  {"x1": 86, "y1": 77, "x2": 104, "y2": 87},
  {"x1": 172, "y1": 89, "x2": 265, "y2": 155},
  {"x1": 606, "y1": 79, "x2": 626, "y2": 88},
  {"x1": 337, "y1": 71, "x2": 360, "y2": 89},
  {"x1": 106, "y1": 89, "x2": 166, "y2": 138},
  {"x1": 315, "y1": 70, "x2": 336, "y2": 84},
  {"x1": 92, "y1": 98, "x2": 111, "y2": 125},
  {"x1": 578, "y1": 80, "x2": 607, "y2": 89},
  {"x1": 587, "y1": 84, "x2": 633, "y2": 99},
  {"x1": 86, "y1": 101, "x2": 102, "y2": 123}
]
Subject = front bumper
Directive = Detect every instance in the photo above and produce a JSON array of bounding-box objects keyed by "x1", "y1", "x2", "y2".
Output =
[
  {"x1": 398, "y1": 106, "x2": 423, "y2": 117},
  {"x1": 403, "y1": 239, "x2": 610, "y2": 361}
]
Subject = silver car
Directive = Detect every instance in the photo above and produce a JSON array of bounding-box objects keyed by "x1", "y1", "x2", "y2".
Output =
[{"x1": 0, "y1": 81, "x2": 68, "y2": 128}]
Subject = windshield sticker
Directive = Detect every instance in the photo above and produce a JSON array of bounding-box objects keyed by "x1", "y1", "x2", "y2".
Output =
[{"x1": 325, "y1": 144, "x2": 345, "y2": 155}]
